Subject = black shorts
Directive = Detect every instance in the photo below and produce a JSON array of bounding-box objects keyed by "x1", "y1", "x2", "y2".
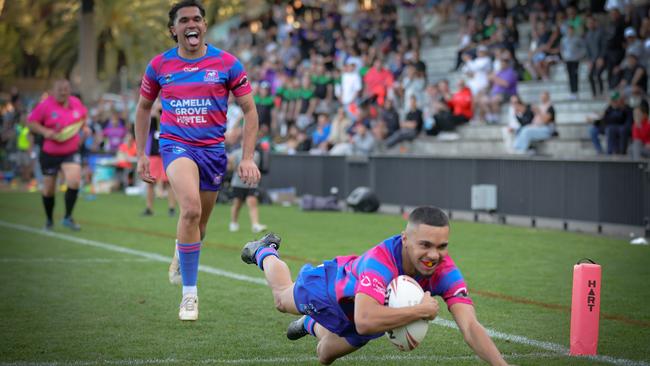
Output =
[
  {"x1": 40, "y1": 151, "x2": 81, "y2": 176},
  {"x1": 231, "y1": 186, "x2": 260, "y2": 200}
]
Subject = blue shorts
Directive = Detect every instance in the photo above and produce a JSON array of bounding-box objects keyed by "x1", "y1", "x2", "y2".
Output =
[
  {"x1": 293, "y1": 263, "x2": 382, "y2": 348},
  {"x1": 160, "y1": 140, "x2": 227, "y2": 191}
]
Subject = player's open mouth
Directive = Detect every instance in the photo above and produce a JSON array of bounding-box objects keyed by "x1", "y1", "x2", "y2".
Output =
[{"x1": 185, "y1": 31, "x2": 200, "y2": 47}]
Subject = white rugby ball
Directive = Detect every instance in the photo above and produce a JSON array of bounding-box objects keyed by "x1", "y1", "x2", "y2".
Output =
[{"x1": 384, "y1": 275, "x2": 429, "y2": 351}]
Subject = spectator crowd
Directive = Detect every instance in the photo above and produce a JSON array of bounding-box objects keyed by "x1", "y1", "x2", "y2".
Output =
[{"x1": 2, "y1": 0, "x2": 650, "y2": 193}]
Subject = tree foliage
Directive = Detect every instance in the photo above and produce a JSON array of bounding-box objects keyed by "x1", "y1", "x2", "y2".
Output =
[{"x1": 0, "y1": 0, "x2": 246, "y2": 88}]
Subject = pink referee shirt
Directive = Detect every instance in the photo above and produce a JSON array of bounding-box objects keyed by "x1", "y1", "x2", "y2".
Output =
[{"x1": 28, "y1": 96, "x2": 87, "y2": 156}]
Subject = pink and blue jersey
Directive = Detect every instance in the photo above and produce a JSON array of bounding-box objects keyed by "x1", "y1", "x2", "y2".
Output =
[
  {"x1": 292, "y1": 234, "x2": 473, "y2": 346},
  {"x1": 326, "y1": 234, "x2": 472, "y2": 319},
  {"x1": 140, "y1": 45, "x2": 252, "y2": 148}
]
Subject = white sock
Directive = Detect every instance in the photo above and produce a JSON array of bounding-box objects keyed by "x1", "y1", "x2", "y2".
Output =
[{"x1": 182, "y1": 286, "x2": 197, "y2": 296}]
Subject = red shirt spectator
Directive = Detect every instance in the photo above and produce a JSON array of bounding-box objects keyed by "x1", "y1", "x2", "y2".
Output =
[
  {"x1": 447, "y1": 86, "x2": 473, "y2": 120},
  {"x1": 116, "y1": 135, "x2": 137, "y2": 169},
  {"x1": 632, "y1": 116, "x2": 650, "y2": 145},
  {"x1": 363, "y1": 60, "x2": 394, "y2": 106}
]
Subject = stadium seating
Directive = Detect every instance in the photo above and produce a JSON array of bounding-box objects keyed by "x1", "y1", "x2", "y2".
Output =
[{"x1": 412, "y1": 22, "x2": 607, "y2": 158}]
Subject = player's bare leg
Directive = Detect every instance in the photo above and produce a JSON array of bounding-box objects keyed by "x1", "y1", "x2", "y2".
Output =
[
  {"x1": 167, "y1": 158, "x2": 201, "y2": 243},
  {"x1": 166, "y1": 157, "x2": 202, "y2": 320},
  {"x1": 241, "y1": 234, "x2": 298, "y2": 315},
  {"x1": 168, "y1": 188, "x2": 212, "y2": 286},
  {"x1": 260, "y1": 256, "x2": 299, "y2": 315},
  {"x1": 166, "y1": 182, "x2": 177, "y2": 216},
  {"x1": 166, "y1": 182, "x2": 181, "y2": 284},
  {"x1": 143, "y1": 183, "x2": 155, "y2": 216},
  {"x1": 230, "y1": 197, "x2": 243, "y2": 232},
  {"x1": 198, "y1": 190, "x2": 218, "y2": 240},
  {"x1": 313, "y1": 325, "x2": 358, "y2": 365},
  {"x1": 247, "y1": 195, "x2": 266, "y2": 233}
]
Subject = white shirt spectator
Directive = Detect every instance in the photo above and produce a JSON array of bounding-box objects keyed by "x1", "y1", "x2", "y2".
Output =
[
  {"x1": 462, "y1": 54, "x2": 492, "y2": 96},
  {"x1": 226, "y1": 103, "x2": 244, "y2": 131},
  {"x1": 336, "y1": 65, "x2": 363, "y2": 105}
]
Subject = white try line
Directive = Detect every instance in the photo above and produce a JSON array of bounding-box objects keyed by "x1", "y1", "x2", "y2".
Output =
[
  {"x1": 0, "y1": 220, "x2": 648, "y2": 366},
  {"x1": 0, "y1": 352, "x2": 567, "y2": 365}
]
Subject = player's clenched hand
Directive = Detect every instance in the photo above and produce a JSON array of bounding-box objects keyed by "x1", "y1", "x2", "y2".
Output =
[
  {"x1": 417, "y1": 291, "x2": 439, "y2": 321},
  {"x1": 137, "y1": 155, "x2": 155, "y2": 184},
  {"x1": 43, "y1": 129, "x2": 56, "y2": 139},
  {"x1": 238, "y1": 158, "x2": 261, "y2": 186}
]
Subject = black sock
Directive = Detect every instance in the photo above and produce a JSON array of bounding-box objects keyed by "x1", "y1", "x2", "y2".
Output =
[
  {"x1": 64, "y1": 188, "x2": 79, "y2": 219},
  {"x1": 42, "y1": 195, "x2": 55, "y2": 223}
]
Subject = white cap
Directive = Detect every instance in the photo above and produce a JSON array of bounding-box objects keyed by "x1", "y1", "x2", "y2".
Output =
[{"x1": 624, "y1": 27, "x2": 636, "y2": 38}]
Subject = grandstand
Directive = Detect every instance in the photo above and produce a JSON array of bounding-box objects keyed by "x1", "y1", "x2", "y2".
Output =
[{"x1": 417, "y1": 22, "x2": 607, "y2": 157}]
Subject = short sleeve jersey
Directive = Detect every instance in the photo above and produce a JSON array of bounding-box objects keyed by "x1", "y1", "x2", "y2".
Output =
[
  {"x1": 140, "y1": 45, "x2": 252, "y2": 147},
  {"x1": 27, "y1": 95, "x2": 87, "y2": 156},
  {"x1": 326, "y1": 234, "x2": 472, "y2": 319}
]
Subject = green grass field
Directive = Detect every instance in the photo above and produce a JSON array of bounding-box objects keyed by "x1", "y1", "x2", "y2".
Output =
[{"x1": 0, "y1": 191, "x2": 648, "y2": 366}]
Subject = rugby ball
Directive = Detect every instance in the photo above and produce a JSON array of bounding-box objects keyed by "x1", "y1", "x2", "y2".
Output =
[{"x1": 384, "y1": 275, "x2": 429, "y2": 351}]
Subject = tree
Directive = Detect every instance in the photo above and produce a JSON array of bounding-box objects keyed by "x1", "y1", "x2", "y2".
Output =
[{"x1": 0, "y1": 0, "x2": 251, "y2": 96}]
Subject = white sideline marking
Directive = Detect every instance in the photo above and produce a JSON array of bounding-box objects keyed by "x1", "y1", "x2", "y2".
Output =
[
  {"x1": 1, "y1": 220, "x2": 648, "y2": 366},
  {"x1": 0, "y1": 258, "x2": 153, "y2": 263},
  {"x1": 0, "y1": 220, "x2": 266, "y2": 286}
]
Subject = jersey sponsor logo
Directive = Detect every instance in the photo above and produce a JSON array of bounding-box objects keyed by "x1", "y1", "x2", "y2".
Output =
[
  {"x1": 204, "y1": 69, "x2": 219, "y2": 83},
  {"x1": 360, "y1": 275, "x2": 371, "y2": 287},
  {"x1": 372, "y1": 278, "x2": 386, "y2": 294},
  {"x1": 170, "y1": 99, "x2": 213, "y2": 124},
  {"x1": 183, "y1": 66, "x2": 199, "y2": 72}
]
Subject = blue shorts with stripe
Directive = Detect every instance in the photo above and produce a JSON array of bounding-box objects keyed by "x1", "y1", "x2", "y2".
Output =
[
  {"x1": 293, "y1": 262, "x2": 383, "y2": 348},
  {"x1": 160, "y1": 139, "x2": 227, "y2": 191}
]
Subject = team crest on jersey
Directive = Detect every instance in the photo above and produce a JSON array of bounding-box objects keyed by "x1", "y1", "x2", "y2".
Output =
[
  {"x1": 164, "y1": 74, "x2": 173, "y2": 83},
  {"x1": 50, "y1": 112, "x2": 59, "y2": 119},
  {"x1": 171, "y1": 145, "x2": 186, "y2": 154},
  {"x1": 73, "y1": 111, "x2": 80, "y2": 119},
  {"x1": 204, "y1": 70, "x2": 219, "y2": 82}
]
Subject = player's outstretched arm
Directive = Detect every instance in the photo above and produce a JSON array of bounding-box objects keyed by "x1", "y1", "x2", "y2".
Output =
[
  {"x1": 353, "y1": 292, "x2": 439, "y2": 335},
  {"x1": 450, "y1": 303, "x2": 510, "y2": 366},
  {"x1": 134, "y1": 95, "x2": 155, "y2": 183},
  {"x1": 235, "y1": 92, "x2": 260, "y2": 186}
]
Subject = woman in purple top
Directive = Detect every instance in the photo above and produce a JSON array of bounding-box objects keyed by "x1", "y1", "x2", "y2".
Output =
[
  {"x1": 477, "y1": 50, "x2": 518, "y2": 123},
  {"x1": 102, "y1": 111, "x2": 127, "y2": 153}
]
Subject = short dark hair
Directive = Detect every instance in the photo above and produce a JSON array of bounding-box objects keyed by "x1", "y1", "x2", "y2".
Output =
[
  {"x1": 639, "y1": 99, "x2": 649, "y2": 115},
  {"x1": 168, "y1": 0, "x2": 206, "y2": 42},
  {"x1": 408, "y1": 206, "x2": 449, "y2": 228}
]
